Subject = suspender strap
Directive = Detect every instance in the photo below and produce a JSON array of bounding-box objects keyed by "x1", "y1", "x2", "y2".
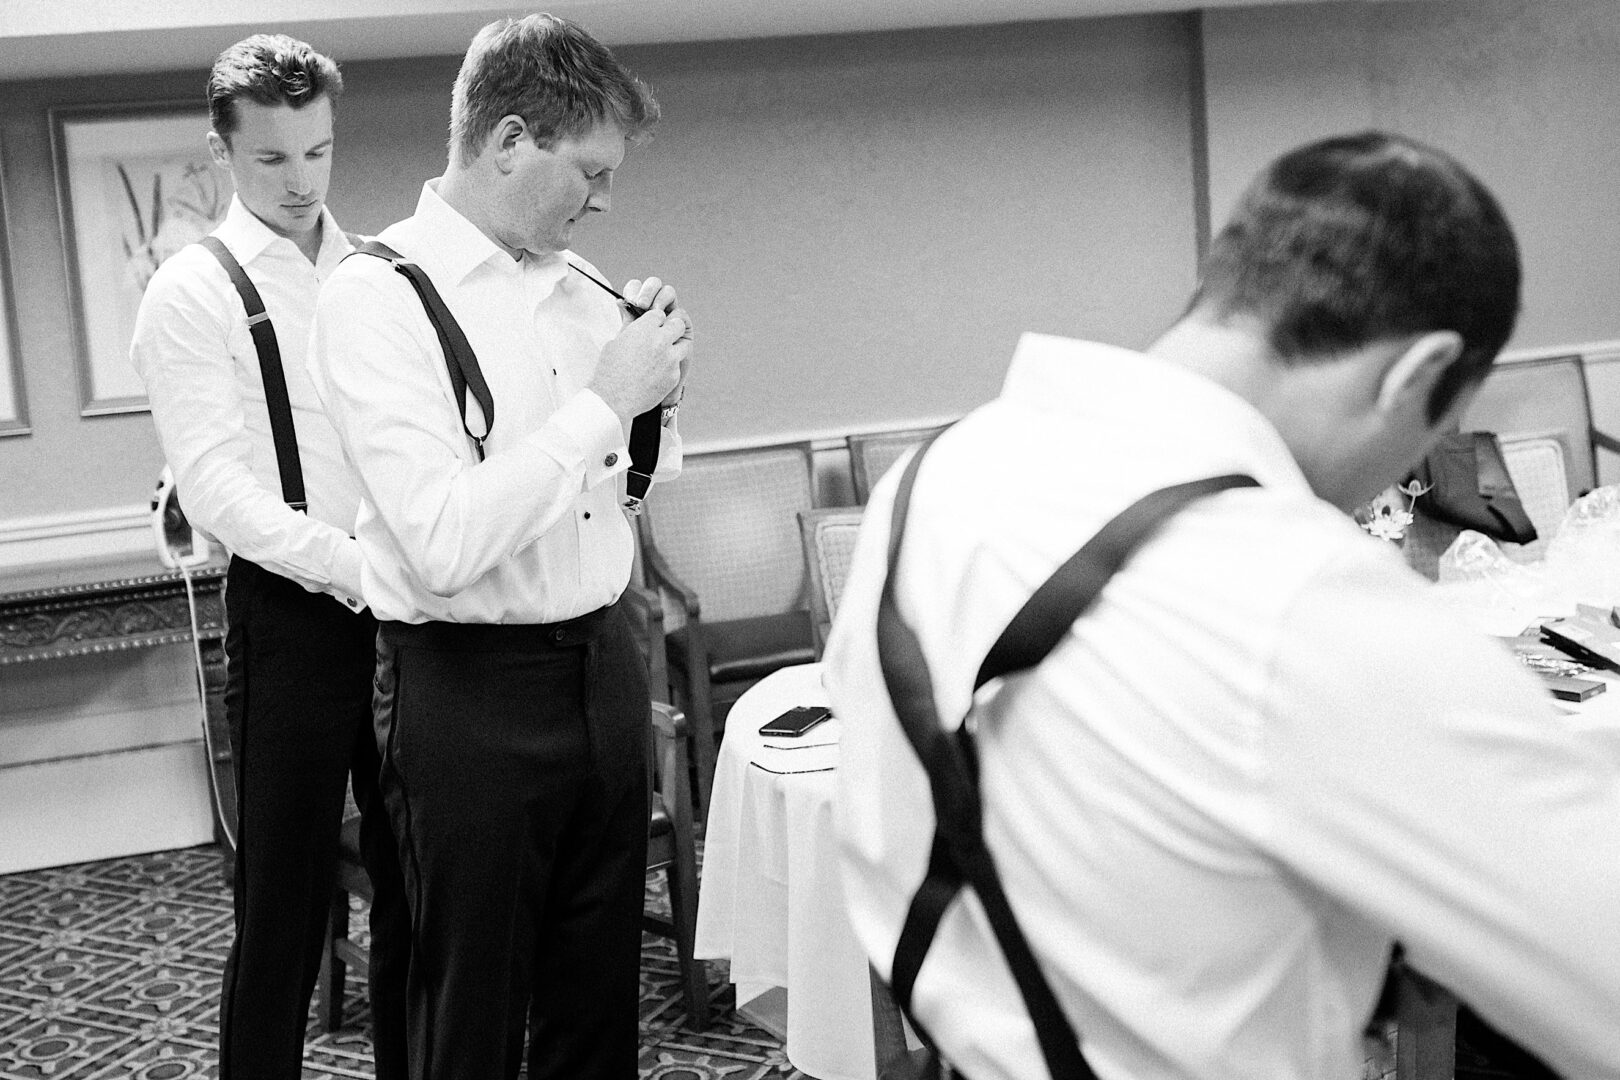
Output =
[
  {"x1": 876, "y1": 429, "x2": 1258, "y2": 1080},
  {"x1": 624, "y1": 410, "x2": 662, "y2": 515},
  {"x1": 565, "y1": 261, "x2": 663, "y2": 515},
  {"x1": 199, "y1": 236, "x2": 307, "y2": 512},
  {"x1": 351, "y1": 240, "x2": 494, "y2": 462}
]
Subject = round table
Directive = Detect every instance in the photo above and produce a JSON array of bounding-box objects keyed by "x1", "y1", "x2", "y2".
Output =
[{"x1": 694, "y1": 662, "x2": 879, "y2": 1080}]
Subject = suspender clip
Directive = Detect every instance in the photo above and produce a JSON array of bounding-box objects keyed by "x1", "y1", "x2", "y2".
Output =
[
  {"x1": 288, "y1": 500, "x2": 308, "y2": 513},
  {"x1": 246, "y1": 310, "x2": 271, "y2": 327},
  {"x1": 623, "y1": 468, "x2": 654, "y2": 516}
]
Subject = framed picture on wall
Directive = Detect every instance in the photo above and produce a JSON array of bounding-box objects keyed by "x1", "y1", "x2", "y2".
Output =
[
  {"x1": 50, "y1": 102, "x2": 232, "y2": 416},
  {"x1": 0, "y1": 142, "x2": 27, "y2": 437}
]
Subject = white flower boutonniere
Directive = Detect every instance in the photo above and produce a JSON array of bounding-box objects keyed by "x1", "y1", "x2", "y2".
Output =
[{"x1": 1355, "y1": 478, "x2": 1432, "y2": 543}]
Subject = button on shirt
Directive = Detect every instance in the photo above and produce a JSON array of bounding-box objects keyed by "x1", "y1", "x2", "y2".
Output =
[
  {"x1": 828, "y1": 333, "x2": 1620, "y2": 1080},
  {"x1": 130, "y1": 196, "x2": 362, "y2": 608},
  {"x1": 307, "y1": 180, "x2": 681, "y2": 625}
]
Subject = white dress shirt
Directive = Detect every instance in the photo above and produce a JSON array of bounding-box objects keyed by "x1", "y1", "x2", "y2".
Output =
[
  {"x1": 828, "y1": 333, "x2": 1620, "y2": 1080},
  {"x1": 130, "y1": 196, "x2": 363, "y2": 609},
  {"x1": 307, "y1": 181, "x2": 680, "y2": 625}
]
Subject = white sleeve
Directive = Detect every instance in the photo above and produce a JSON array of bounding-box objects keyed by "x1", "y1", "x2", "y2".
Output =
[
  {"x1": 130, "y1": 254, "x2": 364, "y2": 606},
  {"x1": 308, "y1": 262, "x2": 630, "y2": 599},
  {"x1": 1260, "y1": 553, "x2": 1620, "y2": 1078}
]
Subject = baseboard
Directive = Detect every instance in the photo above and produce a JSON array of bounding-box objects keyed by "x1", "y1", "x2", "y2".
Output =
[{"x1": 0, "y1": 741, "x2": 214, "y2": 875}]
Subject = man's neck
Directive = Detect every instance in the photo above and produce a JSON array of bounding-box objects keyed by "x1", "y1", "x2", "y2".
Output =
[
  {"x1": 291, "y1": 224, "x2": 323, "y2": 264},
  {"x1": 437, "y1": 165, "x2": 524, "y2": 261}
]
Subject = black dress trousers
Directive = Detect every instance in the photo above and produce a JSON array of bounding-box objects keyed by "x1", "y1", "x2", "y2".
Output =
[
  {"x1": 373, "y1": 602, "x2": 650, "y2": 1080},
  {"x1": 218, "y1": 557, "x2": 410, "y2": 1080}
]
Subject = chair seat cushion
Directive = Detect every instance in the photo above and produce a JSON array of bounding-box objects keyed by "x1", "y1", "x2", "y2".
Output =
[{"x1": 669, "y1": 610, "x2": 817, "y2": 683}]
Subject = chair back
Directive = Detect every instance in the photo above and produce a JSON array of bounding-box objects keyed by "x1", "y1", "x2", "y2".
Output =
[
  {"x1": 849, "y1": 425, "x2": 948, "y2": 504},
  {"x1": 640, "y1": 442, "x2": 817, "y2": 623},
  {"x1": 1462, "y1": 354, "x2": 1596, "y2": 499},
  {"x1": 798, "y1": 507, "x2": 866, "y2": 656},
  {"x1": 1498, "y1": 434, "x2": 1571, "y2": 554}
]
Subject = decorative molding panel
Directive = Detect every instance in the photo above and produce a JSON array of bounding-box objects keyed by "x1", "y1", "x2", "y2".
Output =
[{"x1": 0, "y1": 504, "x2": 150, "y2": 572}]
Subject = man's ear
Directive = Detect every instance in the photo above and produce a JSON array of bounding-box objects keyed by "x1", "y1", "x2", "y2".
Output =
[
  {"x1": 206, "y1": 130, "x2": 230, "y2": 169},
  {"x1": 1376, "y1": 331, "x2": 1464, "y2": 414},
  {"x1": 490, "y1": 115, "x2": 529, "y2": 173}
]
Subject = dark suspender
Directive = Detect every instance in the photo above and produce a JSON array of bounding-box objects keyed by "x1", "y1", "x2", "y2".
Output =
[
  {"x1": 351, "y1": 241, "x2": 663, "y2": 512},
  {"x1": 565, "y1": 261, "x2": 666, "y2": 514},
  {"x1": 875, "y1": 429, "x2": 1258, "y2": 1080},
  {"x1": 352, "y1": 240, "x2": 494, "y2": 462},
  {"x1": 199, "y1": 236, "x2": 307, "y2": 512}
]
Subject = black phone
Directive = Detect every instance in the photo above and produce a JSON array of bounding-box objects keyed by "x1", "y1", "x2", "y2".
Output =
[{"x1": 759, "y1": 705, "x2": 833, "y2": 738}]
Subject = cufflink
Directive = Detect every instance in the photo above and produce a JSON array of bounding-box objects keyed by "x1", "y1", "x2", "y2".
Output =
[{"x1": 604, "y1": 452, "x2": 618, "y2": 467}]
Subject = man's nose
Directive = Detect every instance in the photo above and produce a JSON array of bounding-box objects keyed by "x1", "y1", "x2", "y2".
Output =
[{"x1": 285, "y1": 163, "x2": 312, "y2": 195}]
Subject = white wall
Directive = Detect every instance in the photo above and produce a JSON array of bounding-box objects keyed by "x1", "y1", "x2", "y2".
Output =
[{"x1": 1203, "y1": 0, "x2": 1620, "y2": 355}]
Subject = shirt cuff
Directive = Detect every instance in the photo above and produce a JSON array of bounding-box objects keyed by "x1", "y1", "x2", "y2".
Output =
[
  {"x1": 561, "y1": 390, "x2": 631, "y2": 490},
  {"x1": 327, "y1": 537, "x2": 367, "y2": 613}
]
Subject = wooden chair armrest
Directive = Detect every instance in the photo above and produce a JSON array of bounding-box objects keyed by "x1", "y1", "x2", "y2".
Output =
[
  {"x1": 1592, "y1": 427, "x2": 1620, "y2": 457},
  {"x1": 620, "y1": 582, "x2": 666, "y2": 641},
  {"x1": 642, "y1": 541, "x2": 702, "y2": 618},
  {"x1": 651, "y1": 700, "x2": 689, "y2": 741}
]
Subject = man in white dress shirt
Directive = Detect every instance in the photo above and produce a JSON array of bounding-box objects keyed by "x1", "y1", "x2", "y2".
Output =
[
  {"x1": 829, "y1": 132, "x2": 1620, "y2": 1080},
  {"x1": 308, "y1": 15, "x2": 689, "y2": 1080},
  {"x1": 128, "y1": 35, "x2": 407, "y2": 1080}
]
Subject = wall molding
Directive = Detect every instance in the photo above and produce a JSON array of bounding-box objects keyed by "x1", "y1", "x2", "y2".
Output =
[
  {"x1": 2, "y1": 338, "x2": 1618, "y2": 574},
  {"x1": 1501, "y1": 338, "x2": 1620, "y2": 366},
  {"x1": 0, "y1": 502, "x2": 150, "y2": 571}
]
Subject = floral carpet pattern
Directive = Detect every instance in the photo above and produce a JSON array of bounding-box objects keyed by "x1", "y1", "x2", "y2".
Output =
[{"x1": 0, "y1": 845, "x2": 797, "y2": 1079}]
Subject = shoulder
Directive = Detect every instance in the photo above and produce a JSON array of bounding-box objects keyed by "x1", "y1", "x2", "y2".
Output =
[
  {"x1": 141, "y1": 241, "x2": 227, "y2": 300},
  {"x1": 133, "y1": 242, "x2": 236, "y2": 331},
  {"x1": 1269, "y1": 532, "x2": 1542, "y2": 719}
]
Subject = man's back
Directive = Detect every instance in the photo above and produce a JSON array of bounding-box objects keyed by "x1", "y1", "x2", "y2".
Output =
[{"x1": 829, "y1": 332, "x2": 1620, "y2": 1080}]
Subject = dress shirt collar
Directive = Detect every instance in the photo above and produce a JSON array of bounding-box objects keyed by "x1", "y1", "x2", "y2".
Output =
[
  {"x1": 1001, "y1": 332, "x2": 1315, "y2": 497},
  {"x1": 214, "y1": 194, "x2": 348, "y2": 271},
  {"x1": 410, "y1": 179, "x2": 575, "y2": 297}
]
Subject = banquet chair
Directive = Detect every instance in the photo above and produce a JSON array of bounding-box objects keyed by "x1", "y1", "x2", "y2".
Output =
[
  {"x1": 314, "y1": 701, "x2": 711, "y2": 1032},
  {"x1": 1405, "y1": 354, "x2": 1620, "y2": 578},
  {"x1": 849, "y1": 425, "x2": 949, "y2": 504},
  {"x1": 637, "y1": 441, "x2": 820, "y2": 821},
  {"x1": 1461, "y1": 353, "x2": 1620, "y2": 500},
  {"x1": 797, "y1": 507, "x2": 866, "y2": 657}
]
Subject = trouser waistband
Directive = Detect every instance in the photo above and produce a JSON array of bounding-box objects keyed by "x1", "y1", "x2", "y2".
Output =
[{"x1": 378, "y1": 602, "x2": 618, "y2": 653}]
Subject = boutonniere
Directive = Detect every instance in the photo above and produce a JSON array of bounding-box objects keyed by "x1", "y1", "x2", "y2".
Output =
[{"x1": 1355, "y1": 478, "x2": 1432, "y2": 542}]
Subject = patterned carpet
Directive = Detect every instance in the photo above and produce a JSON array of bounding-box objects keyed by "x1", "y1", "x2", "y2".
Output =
[{"x1": 0, "y1": 845, "x2": 797, "y2": 1080}]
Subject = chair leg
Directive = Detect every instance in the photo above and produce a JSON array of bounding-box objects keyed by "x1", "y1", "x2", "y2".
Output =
[
  {"x1": 317, "y1": 887, "x2": 349, "y2": 1032},
  {"x1": 665, "y1": 852, "x2": 708, "y2": 1030},
  {"x1": 686, "y1": 672, "x2": 718, "y2": 831}
]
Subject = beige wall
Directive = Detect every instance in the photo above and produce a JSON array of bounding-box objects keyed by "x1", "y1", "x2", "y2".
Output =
[
  {"x1": 1204, "y1": 0, "x2": 1620, "y2": 354},
  {"x1": 0, "y1": 14, "x2": 1199, "y2": 527},
  {"x1": 4, "y1": 1, "x2": 1620, "y2": 536}
]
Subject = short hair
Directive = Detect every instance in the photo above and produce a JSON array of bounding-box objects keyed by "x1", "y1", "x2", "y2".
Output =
[
  {"x1": 208, "y1": 34, "x2": 343, "y2": 143},
  {"x1": 1193, "y1": 131, "x2": 1521, "y2": 422},
  {"x1": 448, "y1": 14, "x2": 660, "y2": 164}
]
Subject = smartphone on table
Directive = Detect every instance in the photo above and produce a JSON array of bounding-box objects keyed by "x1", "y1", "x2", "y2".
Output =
[{"x1": 759, "y1": 705, "x2": 833, "y2": 738}]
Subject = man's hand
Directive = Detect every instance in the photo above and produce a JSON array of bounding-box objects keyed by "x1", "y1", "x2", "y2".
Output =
[
  {"x1": 589, "y1": 275, "x2": 689, "y2": 423},
  {"x1": 590, "y1": 276, "x2": 692, "y2": 420}
]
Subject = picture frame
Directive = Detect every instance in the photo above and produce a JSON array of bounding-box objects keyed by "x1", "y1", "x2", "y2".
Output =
[
  {"x1": 50, "y1": 102, "x2": 232, "y2": 416},
  {"x1": 0, "y1": 143, "x2": 27, "y2": 437}
]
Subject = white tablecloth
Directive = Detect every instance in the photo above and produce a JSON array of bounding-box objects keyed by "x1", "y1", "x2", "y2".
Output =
[{"x1": 695, "y1": 662, "x2": 878, "y2": 1080}]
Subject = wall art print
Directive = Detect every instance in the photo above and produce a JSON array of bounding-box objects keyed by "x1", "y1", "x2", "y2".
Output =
[
  {"x1": 0, "y1": 142, "x2": 26, "y2": 436},
  {"x1": 51, "y1": 103, "x2": 232, "y2": 415}
]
